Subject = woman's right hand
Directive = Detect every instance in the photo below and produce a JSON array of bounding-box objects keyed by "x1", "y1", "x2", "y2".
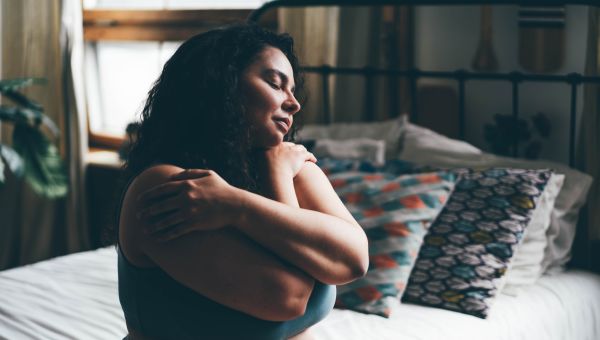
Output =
[
  {"x1": 262, "y1": 142, "x2": 317, "y2": 179},
  {"x1": 137, "y1": 169, "x2": 241, "y2": 242}
]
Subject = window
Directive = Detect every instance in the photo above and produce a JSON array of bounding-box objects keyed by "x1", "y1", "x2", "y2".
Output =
[{"x1": 83, "y1": 0, "x2": 272, "y2": 149}]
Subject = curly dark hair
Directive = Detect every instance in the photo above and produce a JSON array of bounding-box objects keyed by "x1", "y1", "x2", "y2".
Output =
[
  {"x1": 124, "y1": 23, "x2": 303, "y2": 191},
  {"x1": 104, "y1": 24, "x2": 303, "y2": 245}
]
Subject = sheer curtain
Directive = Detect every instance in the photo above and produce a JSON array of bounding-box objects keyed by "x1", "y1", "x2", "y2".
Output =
[
  {"x1": 62, "y1": 0, "x2": 91, "y2": 257},
  {"x1": 579, "y1": 6, "x2": 600, "y2": 271},
  {"x1": 0, "y1": 0, "x2": 89, "y2": 269},
  {"x1": 279, "y1": 7, "x2": 340, "y2": 123}
]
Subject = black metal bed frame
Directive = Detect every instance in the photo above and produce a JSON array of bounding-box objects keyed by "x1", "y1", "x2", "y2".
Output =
[{"x1": 248, "y1": 0, "x2": 600, "y2": 168}]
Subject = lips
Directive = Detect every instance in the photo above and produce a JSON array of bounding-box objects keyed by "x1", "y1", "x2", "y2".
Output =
[{"x1": 273, "y1": 116, "x2": 291, "y2": 133}]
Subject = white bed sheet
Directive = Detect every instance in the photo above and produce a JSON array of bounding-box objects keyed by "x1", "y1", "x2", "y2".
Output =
[
  {"x1": 0, "y1": 247, "x2": 599, "y2": 340},
  {"x1": 314, "y1": 270, "x2": 600, "y2": 340},
  {"x1": 0, "y1": 247, "x2": 127, "y2": 340}
]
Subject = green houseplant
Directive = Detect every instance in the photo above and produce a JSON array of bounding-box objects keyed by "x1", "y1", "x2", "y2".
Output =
[{"x1": 0, "y1": 78, "x2": 68, "y2": 198}]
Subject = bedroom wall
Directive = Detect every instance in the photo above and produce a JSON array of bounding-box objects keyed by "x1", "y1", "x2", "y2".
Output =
[{"x1": 414, "y1": 5, "x2": 589, "y2": 164}]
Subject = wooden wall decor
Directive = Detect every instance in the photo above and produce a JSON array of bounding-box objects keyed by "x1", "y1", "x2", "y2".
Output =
[
  {"x1": 518, "y1": 6, "x2": 566, "y2": 73},
  {"x1": 472, "y1": 5, "x2": 499, "y2": 72},
  {"x1": 383, "y1": 5, "x2": 414, "y2": 116}
]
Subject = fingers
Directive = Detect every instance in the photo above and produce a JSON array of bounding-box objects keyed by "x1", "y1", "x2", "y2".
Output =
[
  {"x1": 170, "y1": 169, "x2": 212, "y2": 181},
  {"x1": 295, "y1": 144, "x2": 316, "y2": 163},
  {"x1": 145, "y1": 210, "x2": 187, "y2": 235},
  {"x1": 138, "y1": 181, "x2": 182, "y2": 203},
  {"x1": 138, "y1": 170, "x2": 211, "y2": 203},
  {"x1": 138, "y1": 195, "x2": 180, "y2": 220},
  {"x1": 152, "y1": 223, "x2": 191, "y2": 242}
]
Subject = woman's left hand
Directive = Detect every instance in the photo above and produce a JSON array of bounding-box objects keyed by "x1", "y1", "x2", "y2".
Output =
[
  {"x1": 261, "y1": 142, "x2": 317, "y2": 179},
  {"x1": 137, "y1": 169, "x2": 241, "y2": 242}
]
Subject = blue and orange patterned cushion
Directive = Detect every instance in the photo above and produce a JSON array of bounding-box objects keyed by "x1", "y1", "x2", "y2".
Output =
[
  {"x1": 319, "y1": 159, "x2": 455, "y2": 317},
  {"x1": 401, "y1": 168, "x2": 552, "y2": 318}
]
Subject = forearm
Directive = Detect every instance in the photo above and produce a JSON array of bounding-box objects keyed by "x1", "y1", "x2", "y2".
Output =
[{"x1": 234, "y1": 187, "x2": 367, "y2": 285}]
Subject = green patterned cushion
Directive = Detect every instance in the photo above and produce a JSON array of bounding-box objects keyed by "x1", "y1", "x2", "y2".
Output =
[
  {"x1": 402, "y1": 168, "x2": 552, "y2": 318},
  {"x1": 320, "y1": 162, "x2": 455, "y2": 317}
]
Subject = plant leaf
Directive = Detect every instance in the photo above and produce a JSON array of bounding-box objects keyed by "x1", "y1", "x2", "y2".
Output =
[
  {"x1": 0, "y1": 144, "x2": 24, "y2": 177},
  {"x1": 531, "y1": 112, "x2": 551, "y2": 138},
  {"x1": 3, "y1": 90, "x2": 43, "y2": 111},
  {"x1": 12, "y1": 124, "x2": 68, "y2": 198},
  {"x1": 0, "y1": 105, "x2": 40, "y2": 125},
  {"x1": 0, "y1": 78, "x2": 45, "y2": 93},
  {"x1": 0, "y1": 106, "x2": 58, "y2": 136}
]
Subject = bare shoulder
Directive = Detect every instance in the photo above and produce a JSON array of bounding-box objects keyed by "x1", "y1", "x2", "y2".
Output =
[
  {"x1": 119, "y1": 164, "x2": 185, "y2": 266},
  {"x1": 129, "y1": 164, "x2": 185, "y2": 193},
  {"x1": 294, "y1": 161, "x2": 328, "y2": 184}
]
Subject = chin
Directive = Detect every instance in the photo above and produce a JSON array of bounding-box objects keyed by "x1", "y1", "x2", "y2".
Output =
[{"x1": 254, "y1": 132, "x2": 284, "y2": 148}]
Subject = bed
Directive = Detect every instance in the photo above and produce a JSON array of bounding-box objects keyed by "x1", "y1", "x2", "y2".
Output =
[
  {"x1": 2, "y1": 0, "x2": 600, "y2": 339},
  {"x1": 0, "y1": 246, "x2": 599, "y2": 339}
]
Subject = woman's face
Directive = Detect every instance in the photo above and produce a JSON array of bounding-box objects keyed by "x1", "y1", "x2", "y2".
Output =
[{"x1": 241, "y1": 47, "x2": 301, "y2": 148}]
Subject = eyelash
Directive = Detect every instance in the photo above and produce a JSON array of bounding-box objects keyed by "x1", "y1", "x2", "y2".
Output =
[
  {"x1": 268, "y1": 81, "x2": 281, "y2": 90},
  {"x1": 268, "y1": 80, "x2": 294, "y2": 94}
]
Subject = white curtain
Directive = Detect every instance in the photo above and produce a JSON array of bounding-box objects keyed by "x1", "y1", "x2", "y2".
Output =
[
  {"x1": 62, "y1": 0, "x2": 90, "y2": 255},
  {"x1": 0, "y1": 0, "x2": 89, "y2": 269},
  {"x1": 279, "y1": 7, "x2": 340, "y2": 124}
]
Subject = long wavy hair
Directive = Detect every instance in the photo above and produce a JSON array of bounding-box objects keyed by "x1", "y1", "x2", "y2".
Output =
[
  {"x1": 105, "y1": 24, "x2": 303, "y2": 245},
  {"x1": 124, "y1": 24, "x2": 303, "y2": 190}
]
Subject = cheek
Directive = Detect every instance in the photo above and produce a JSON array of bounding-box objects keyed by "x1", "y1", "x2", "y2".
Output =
[{"x1": 247, "y1": 91, "x2": 278, "y2": 118}]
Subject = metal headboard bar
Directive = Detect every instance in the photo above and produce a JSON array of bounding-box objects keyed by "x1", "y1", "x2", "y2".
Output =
[
  {"x1": 299, "y1": 66, "x2": 600, "y2": 166},
  {"x1": 570, "y1": 83, "x2": 579, "y2": 167},
  {"x1": 249, "y1": 0, "x2": 599, "y2": 22},
  {"x1": 300, "y1": 66, "x2": 600, "y2": 83},
  {"x1": 249, "y1": 0, "x2": 600, "y2": 166}
]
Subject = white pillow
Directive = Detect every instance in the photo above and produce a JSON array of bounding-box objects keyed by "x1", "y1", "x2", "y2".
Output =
[
  {"x1": 400, "y1": 121, "x2": 482, "y2": 161},
  {"x1": 400, "y1": 122, "x2": 593, "y2": 274},
  {"x1": 297, "y1": 115, "x2": 406, "y2": 160},
  {"x1": 312, "y1": 138, "x2": 386, "y2": 166},
  {"x1": 502, "y1": 173, "x2": 565, "y2": 296}
]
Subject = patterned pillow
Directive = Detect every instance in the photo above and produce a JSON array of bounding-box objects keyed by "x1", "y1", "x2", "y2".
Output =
[
  {"x1": 320, "y1": 161, "x2": 455, "y2": 317},
  {"x1": 318, "y1": 158, "x2": 419, "y2": 176},
  {"x1": 402, "y1": 168, "x2": 552, "y2": 318}
]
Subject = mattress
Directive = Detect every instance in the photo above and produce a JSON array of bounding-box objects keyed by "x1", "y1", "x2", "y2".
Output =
[
  {"x1": 314, "y1": 270, "x2": 600, "y2": 340},
  {"x1": 0, "y1": 247, "x2": 598, "y2": 340}
]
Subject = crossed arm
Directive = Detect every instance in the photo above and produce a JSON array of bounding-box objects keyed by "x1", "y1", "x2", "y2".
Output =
[{"x1": 120, "y1": 158, "x2": 368, "y2": 321}]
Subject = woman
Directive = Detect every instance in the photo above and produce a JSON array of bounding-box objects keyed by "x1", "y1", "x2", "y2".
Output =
[{"x1": 117, "y1": 24, "x2": 369, "y2": 339}]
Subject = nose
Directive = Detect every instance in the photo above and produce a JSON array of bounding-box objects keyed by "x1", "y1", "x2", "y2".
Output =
[{"x1": 283, "y1": 92, "x2": 301, "y2": 115}]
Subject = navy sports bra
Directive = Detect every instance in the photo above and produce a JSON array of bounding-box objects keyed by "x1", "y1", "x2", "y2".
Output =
[{"x1": 117, "y1": 174, "x2": 336, "y2": 339}]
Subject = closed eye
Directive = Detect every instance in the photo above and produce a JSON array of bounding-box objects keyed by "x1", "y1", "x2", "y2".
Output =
[
  {"x1": 267, "y1": 81, "x2": 281, "y2": 90},
  {"x1": 264, "y1": 68, "x2": 294, "y2": 93}
]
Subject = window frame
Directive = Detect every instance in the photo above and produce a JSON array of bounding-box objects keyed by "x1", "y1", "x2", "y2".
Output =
[{"x1": 83, "y1": 8, "x2": 277, "y2": 150}]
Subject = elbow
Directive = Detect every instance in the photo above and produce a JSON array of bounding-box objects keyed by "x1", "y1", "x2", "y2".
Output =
[
  {"x1": 344, "y1": 251, "x2": 369, "y2": 283},
  {"x1": 333, "y1": 236, "x2": 370, "y2": 284},
  {"x1": 321, "y1": 258, "x2": 368, "y2": 285},
  {"x1": 261, "y1": 276, "x2": 314, "y2": 321},
  {"x1": 345, "y1": 232, "x2": 369, "y2": 281},
  {"x1": 276, "y1": 289, "x2": 311, "y2": 320},
  {"x1": 353, "y1": 251, "x2": 369, "y2": 280},
  {"x1": 357, "y1": 235, "x2": 370, "y2": 277}
]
